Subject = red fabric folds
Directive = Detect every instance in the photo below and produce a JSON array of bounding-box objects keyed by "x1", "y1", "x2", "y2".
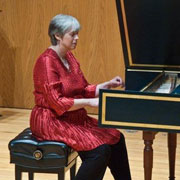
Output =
[
  {"x1": 30, "y1": 49, "x2": 120, "y2": 151},
  {"x1": 43, "y1": 82, "x2": 74, "y2": 116}
]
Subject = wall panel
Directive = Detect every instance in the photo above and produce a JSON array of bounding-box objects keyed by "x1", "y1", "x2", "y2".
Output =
[{"x1": 0, "y1": 0, "x2": 124, "y2": 114}]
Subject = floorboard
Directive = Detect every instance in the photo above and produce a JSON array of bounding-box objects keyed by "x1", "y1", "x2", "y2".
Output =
[{"x1": 0, "y1": 108, "x2": 180, "y2": 180}]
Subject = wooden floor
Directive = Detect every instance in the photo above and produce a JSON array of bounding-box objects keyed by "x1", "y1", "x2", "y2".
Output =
[{"x1": 0, "y1": 107, "x2": 180, "y2": 180}]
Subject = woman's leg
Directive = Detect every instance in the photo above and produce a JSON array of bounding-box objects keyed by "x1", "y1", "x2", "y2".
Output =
[
  {"x1": 74, "y1": 144, "x2": 111, "y2": 180},
  {"x1": 108, "y1": 133, "x2": 132, "y2": 180}
]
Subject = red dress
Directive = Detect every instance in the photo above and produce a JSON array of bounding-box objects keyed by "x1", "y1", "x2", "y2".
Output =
[{"x1": 30, "y1": 49, "x2": 121, "y2": 151}]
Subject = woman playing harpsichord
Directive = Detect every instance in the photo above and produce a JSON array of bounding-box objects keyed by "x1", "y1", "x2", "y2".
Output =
[{"x1": 30, "y1": 14, "x2": 131, "y2": 180}]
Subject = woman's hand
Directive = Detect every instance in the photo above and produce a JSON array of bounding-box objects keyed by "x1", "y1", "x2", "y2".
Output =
[
  {"x1": 95, "y1": 76, "x2": 125, "y2": 97},
  {"x1": 108, "y1": 76, "x2": 124, "y2": 88},
  {"x1": 69, "y1": 98, "x2": 99, "y2": 111},
  {"x1": 88, "y1": 98, "x2": 99, "y2": 107}
]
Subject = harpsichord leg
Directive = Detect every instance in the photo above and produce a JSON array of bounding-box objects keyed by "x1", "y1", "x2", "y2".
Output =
[
  {"x1": 168, "y1": 133, "x2": 177, "y2": 180},
  {"x1": 143, "y1": 131, "x2": 157, "y2": 180}
]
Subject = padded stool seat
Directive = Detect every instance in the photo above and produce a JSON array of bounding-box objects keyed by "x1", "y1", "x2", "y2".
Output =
[{"x1": 8, "y1": 128, "x2": 78, "y2": 180}]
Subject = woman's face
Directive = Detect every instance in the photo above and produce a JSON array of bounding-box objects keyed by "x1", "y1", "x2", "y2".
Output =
[{"x1": 60, "y1": 29, "x2": 79, "y2": 50}]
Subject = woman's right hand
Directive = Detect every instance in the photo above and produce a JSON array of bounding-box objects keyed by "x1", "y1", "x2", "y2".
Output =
[
  {"x1": 88, "y1": 98, "x2": 99, "y2": 107},
  {"x1": 69, "y1": 98, "x2": 99, "y2": 111}
]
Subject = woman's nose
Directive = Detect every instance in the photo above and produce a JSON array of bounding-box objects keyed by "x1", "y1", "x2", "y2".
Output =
[{"x1": 74, "y1": 34, "x2": 79, "y2": 40}]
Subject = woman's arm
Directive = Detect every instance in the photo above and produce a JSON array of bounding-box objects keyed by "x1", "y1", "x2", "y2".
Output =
[
  {"x1": 68, "y1": 98, "x2": 99, "y2": 111},
  {"x1": 95, "y1": 76, "x2": 124, "y2": 97},
  {"x1": 68, "y1": 75, "x2": 124, "y2": 112}
]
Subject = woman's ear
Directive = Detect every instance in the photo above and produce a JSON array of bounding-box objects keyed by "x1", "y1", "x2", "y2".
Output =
[{"x1": 54, "y1": 34, "x2": 62, "y2": 41}]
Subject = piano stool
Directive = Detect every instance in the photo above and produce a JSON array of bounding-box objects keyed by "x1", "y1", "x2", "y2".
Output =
[{"x1": 8, "y1": 128, "x2": 78, "y2": 180}]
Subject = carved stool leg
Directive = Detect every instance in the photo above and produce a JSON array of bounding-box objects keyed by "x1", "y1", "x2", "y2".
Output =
[
  {"x1": 15, "y1": 165, "x2": 22, "y2": 180},
  {"x1": 143, "y1": 131, "x2": 157, "y2": 180},
  {"x1": 168, "y1": 133, "x2": 177, "y2": 180},
  {"x1": 58, "y1": 169, "x2": 65, "y2": 180},
  {"x1": 28, "y1": 172, "x2": 34, "y2": 180}
]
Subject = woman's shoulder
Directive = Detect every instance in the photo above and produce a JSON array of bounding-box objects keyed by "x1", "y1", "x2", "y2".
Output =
[
  {"x1": 35, "y1": 49, "x2": 59, "y2": 64},
  {"x1": 34, "y1": 49, "x2": 60, "y2": 71},
  {"x1": 38, "y1": 48, "x2": 58, "y2": 60}
]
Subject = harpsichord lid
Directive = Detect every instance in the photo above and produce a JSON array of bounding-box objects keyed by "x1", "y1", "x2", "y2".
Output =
[{"x1": 116, "y1": 0, "x2": 180, "y2": 71}]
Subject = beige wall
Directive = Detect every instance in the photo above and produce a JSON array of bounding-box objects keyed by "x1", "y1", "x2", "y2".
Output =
[{"x1": 0, "y1": 0, "x2": 125, "y2": 114}]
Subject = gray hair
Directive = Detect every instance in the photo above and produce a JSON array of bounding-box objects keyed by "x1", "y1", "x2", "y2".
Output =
[{"x1": 48, "y1": 14, "x2": 81, "y2": 45}]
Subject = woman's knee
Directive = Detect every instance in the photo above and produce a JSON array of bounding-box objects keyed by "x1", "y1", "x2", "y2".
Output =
[
  {"x1": 120, "y1": 132, "x2": 125, "y2": 142},
  {"x1": 115, "y1": 133, "x2": 126, "y2": 148}
]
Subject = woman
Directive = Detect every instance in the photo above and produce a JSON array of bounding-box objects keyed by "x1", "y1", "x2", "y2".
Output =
[{"x1": 30, "y1": 14, "x2": 131, "y2": 180}]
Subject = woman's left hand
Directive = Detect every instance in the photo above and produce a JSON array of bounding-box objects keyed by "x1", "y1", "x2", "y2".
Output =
[
  {"x1": 95, "y1": 76, "x2": 125, "y2": 97},
  {"x1": 108, "y1": 76, "x2": 125, "y2": 88}
]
